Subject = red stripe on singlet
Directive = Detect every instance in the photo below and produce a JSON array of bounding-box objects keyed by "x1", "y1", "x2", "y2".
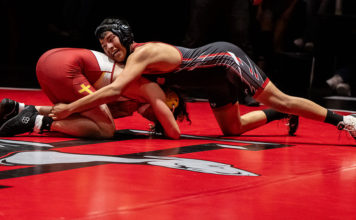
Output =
[
  {"x1": 253, "y1": 78, "x2": 270, "y2": 98},
  {"x1": 110, "y1": 63, "x2": 116, "y2": 83},
  {"x1": 182, "y1": 52, "x2": 231, "y2": 61}
]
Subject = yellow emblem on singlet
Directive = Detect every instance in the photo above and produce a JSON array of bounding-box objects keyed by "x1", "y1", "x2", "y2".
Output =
[{"x1": 78, "y1": 84, "x2": 93, "y2": 94}]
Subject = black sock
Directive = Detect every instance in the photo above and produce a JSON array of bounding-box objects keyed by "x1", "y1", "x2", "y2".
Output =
[
  {"x1": 262, "y1": 109, "x2": 288, "y2": 123},
  {"x1": 40, "y1": 116, "x2": 54, "y2": 132},
  {"x1": 324, "y1": 110, "x2": 343, "y2": 126}
]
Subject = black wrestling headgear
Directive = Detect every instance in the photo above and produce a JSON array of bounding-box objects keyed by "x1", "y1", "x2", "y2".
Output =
[{"x1": 95, "y1": 18, "x2": 134, "y2": 60}]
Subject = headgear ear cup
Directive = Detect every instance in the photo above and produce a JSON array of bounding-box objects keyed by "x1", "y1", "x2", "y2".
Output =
[
  {"x1": 110, "y1": 21, "x2": 134, "y2": 48},
  {"x1": 119, "y1": 23, "x2": 134, "y2": 46},
  {"x1": 164, "y1": 88, "x2": 179, "y2": 112}
]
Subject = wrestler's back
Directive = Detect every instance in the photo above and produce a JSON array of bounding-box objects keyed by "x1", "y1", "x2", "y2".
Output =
[{"x1": 36, "y1": 48, "x2": 106, "y2": 84}]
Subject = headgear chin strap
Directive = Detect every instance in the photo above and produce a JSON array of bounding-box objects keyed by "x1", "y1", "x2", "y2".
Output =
[{"x1": 95, "y1": 18, "x2": 134, "y2": 62}]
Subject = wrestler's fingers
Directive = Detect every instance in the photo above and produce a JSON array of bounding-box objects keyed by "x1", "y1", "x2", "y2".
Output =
[{"x1": 48, "y1": 113, "x2": 56, "y2": 120}]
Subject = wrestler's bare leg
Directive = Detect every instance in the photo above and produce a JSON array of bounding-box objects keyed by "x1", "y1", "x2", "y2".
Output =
[
  {"x1": 255, "y1": 81, "x2": 327, "y2": 121},
  {"x1": 212, "y1": 103, "x2": 267, "y2": 135},
  {"x1": 36, "y1": 105, "x2": 115, "y2": 139},
  {"x1": 215, "y1": 80, "x2": 331, "y2": 136},
  {"x1": 35, "y1": 106, "x2": 52, "y2": 115}
]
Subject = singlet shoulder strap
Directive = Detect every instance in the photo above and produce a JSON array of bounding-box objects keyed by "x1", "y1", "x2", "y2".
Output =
[{"x1": 131, "y1": 42, "x2": 148, "y2": 50}]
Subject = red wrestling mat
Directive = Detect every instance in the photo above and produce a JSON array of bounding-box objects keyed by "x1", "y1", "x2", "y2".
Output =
[{"x1": 1, "y1": 88, "x2": 356, "y2": 220}]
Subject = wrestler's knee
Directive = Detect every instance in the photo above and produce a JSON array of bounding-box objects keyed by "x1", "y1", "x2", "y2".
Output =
[
  {"x1": 82, "y1": 127, "x2": 114, "y2": 139},
  {"x1": 92, "y1": 122, "x2": 115, "y2": 139},
  {"x1": 256, "y1": 82, "x2": 298, "y2": 113},
  {"x1": 80, "y1": 107, "x2": 115, "y2": 139},
  {"x1": 221, "y1": 128, "x2": 243, "y2": 136},
  {"x1": 212, "y1": 103, "x2": 243, "y2": 136},
  {"x1": 274, "y1": 96, "x2": 300, "y2": 113}
]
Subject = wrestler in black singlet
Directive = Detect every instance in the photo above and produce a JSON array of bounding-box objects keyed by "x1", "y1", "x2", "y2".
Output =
[{"x1": 145, "y1": 42, "x2": 269, "y2": 108}]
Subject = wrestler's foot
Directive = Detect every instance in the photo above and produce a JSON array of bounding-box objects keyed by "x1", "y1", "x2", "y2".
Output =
[
  {"x1": 242, "y1": 95, "x2": 260, "y2": 107},
  {"x1": 337, "y1": 114, "x2": 356, "y2": 140},
  {"x1": 0, "y1": 105, "x2": 38, "y2": 137},
  {"x1": 287, "y1": 115, "x2": 299, "y2": 136},
  {"x1": 0, "y1": 98, "x2": 19, "y2": 126}
]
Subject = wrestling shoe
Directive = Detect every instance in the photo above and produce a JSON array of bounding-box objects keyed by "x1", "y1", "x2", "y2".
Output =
[
  {"x1": 0, "y1": 98, "x2": 19, "y2": 126},
  {"x1": 337, "y1": 114, "x2": 356, "y2": 140},
  {"x1": 286, "y1": 114, "x2": 299, "y2": 136},
  {"x1": 0, "y1": 105, "x2": 38, "y2": 137}
]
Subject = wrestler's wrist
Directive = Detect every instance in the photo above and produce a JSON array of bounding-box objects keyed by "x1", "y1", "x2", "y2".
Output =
[{"x1": 66, "y1": 103, "x2": 77, "y2": 115}]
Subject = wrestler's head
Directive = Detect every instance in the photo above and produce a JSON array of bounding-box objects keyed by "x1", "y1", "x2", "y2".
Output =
[
  {"x1": 139, "y1": 87, "x2": 191, "y2": 136},
  {"x1": 95, "y1": 18, "x2": 134, "y2": 63}
]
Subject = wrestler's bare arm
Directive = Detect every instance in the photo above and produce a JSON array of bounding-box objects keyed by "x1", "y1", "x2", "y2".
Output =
[{"x1": 131, "y1": 78, "x2": 180, "y2": 139}]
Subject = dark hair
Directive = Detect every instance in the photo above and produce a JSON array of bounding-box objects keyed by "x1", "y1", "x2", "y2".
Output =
[
  {"x1": 151, "y1": 87, "x2": 191, "y2": 137},
  {"x1": 95, "y1": 18, "x2": 134, "y2": 60}
]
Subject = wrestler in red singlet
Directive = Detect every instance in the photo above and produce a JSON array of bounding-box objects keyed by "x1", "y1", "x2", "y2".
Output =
[
  {"x1": 36, "y1": 48, "x2": 151, "y2": 118},
  {"x1": 36, "y1": 48, "x2": 116, "y2": 104}
]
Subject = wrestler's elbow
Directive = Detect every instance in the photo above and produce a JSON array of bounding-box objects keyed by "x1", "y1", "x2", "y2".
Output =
[
  {"x1": 106, "y1": 84, "x2": 122, "y2": 102},
  {"x1": 166, "y1": 128, "x2": 181, "y2": 140}
]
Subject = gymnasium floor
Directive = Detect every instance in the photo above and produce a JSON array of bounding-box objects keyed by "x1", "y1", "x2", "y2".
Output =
[{"x1": 0, "y1": 88, "x2": 356, "y2": 220}]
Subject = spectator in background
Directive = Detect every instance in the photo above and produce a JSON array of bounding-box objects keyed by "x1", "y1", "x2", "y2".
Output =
[
  {"x1": 184, "y1": 0, "x2": 254, "y2": 57},
  {"x1": 183, "y1": 0, "x2": 259, "y2": 106},
  {"x1": 326, "y1": 57, "x2": 356, "y2": 96},
  {"x1": 44, "y1": 0, "x2": 95, "y2": 48},
  {"x1": 254, "y1": 0, "x2": 302, "y2": 72},
  {"x1": 293, "y1": 0, "x2": 336, "y2": 52},
  {"x1": 314, "y1": 0, "x2": 356, "y2": 93}
]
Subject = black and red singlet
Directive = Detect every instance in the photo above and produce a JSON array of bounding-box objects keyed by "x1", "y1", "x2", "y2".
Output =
[{"x1": 140, "y1": 41, "x2": 269, "y2": 108}]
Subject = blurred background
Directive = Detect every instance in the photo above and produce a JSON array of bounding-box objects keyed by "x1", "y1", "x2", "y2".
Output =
[{"x1": 1, "y1": 0, "x2": 356, "y2": 99}]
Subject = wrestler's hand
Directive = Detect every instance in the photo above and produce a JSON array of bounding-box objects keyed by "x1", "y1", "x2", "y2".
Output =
[{"x1": 49, "y1": 103, "x2": 71, "y2": 120}]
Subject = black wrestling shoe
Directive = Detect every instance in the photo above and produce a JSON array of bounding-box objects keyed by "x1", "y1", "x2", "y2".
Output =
[
  {"x1": 287, "y1": 115, "x2": 299, "y2": 136},
  {"x1": 0, "y1": 105, "x2": 38, "y2": 137},
  {"x1": 0, "y1": 98, "x2": 19, "y2": 126}
]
